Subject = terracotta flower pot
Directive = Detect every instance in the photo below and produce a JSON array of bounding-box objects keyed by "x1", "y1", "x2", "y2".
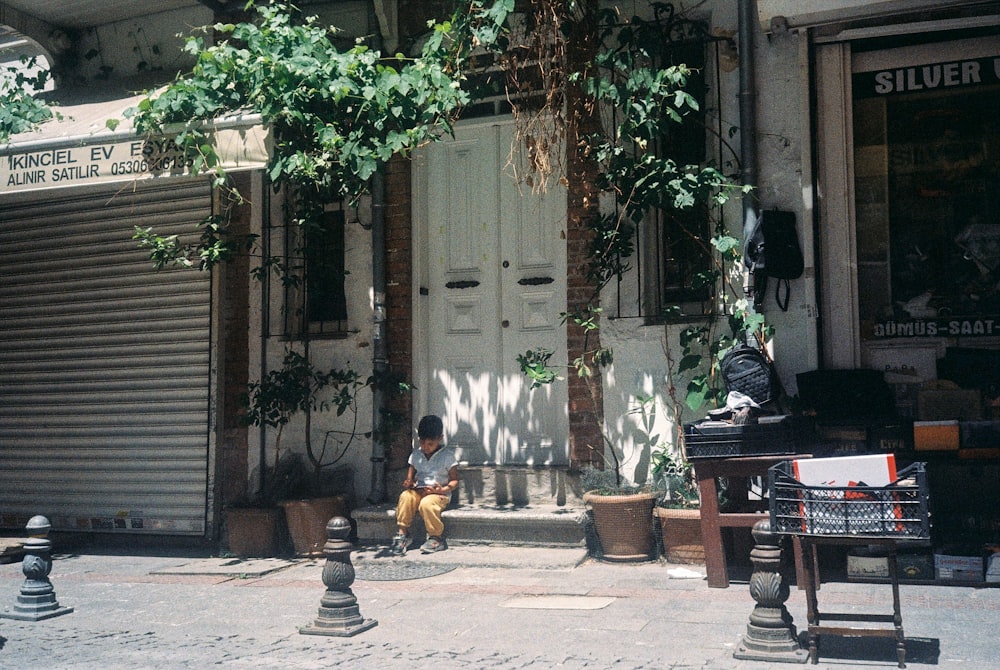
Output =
[
  {"x1": 280, "y1": 495, "x2": 349, "y2": 557},
  {"x1": 583, "y1": 490, "x2": 656, "y2": 562},
  {"x1": 225, "y1": 507, "x2": 282, "y2": 558},
  {"x1": 654, "y1": 506, "x2": 705, "y2": 564}
]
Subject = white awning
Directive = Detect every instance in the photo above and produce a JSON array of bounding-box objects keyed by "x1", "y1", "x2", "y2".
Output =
[
  {"x1": 757, "y1": 0, "x2": 993, "y2": 32},
  {"x1": 1, "y1": 88, "x2": 270, "y2": 196}
]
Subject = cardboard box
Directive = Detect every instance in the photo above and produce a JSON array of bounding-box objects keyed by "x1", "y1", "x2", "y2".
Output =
[
  {"x1": 959, "y1": 421, "x2": 1000, "y2": 449},
  {"x1": 918, "y1": 387, "x2": 982, "y2": 421},
  {"x1": 914, "y1": 420, "x2": 960, "y2": 451},
  {"x1": 868, "y1": 421, "x2": 914, "y2": 452},
  {"x1": 987, "y1": 553, "x2": 1000, "y2": 584},
  {"x1": 792, "y1": 453, "x2": 898, "y2": 487},
  {"x1": 816, "y1": 424, "x2": 868, "y2": 454},
  {"x1": 934, "y1": 553, "x2": 984, "y2": 582}
]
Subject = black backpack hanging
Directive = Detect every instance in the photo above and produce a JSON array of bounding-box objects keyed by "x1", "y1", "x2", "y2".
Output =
[{"x1": 744, "y1": 210, "x2": 804, "y2": 311}]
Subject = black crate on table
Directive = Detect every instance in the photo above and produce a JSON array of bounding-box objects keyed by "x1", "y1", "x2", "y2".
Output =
[
  {"x1": 683, "y1": 416, "x2": 806, "y2": 460},
  {"x1": 768, "y1": 461, "x2": 930, "y2": 538}
]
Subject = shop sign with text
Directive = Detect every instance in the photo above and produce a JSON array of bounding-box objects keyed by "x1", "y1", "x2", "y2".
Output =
[
  {"x1": 869, "y1": 317, "x2": 999, "y2": 339},
  {"x1": 1, "y1": 124, "x2": 269, "y2": 195}
]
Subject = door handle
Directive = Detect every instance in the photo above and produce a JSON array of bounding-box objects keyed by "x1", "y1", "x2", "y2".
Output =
[{"x1": 445, "y1": 280, "x2": 480, "y2": 289}]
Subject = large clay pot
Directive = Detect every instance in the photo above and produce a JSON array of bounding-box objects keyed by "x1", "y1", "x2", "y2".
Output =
[
  {"x1": 583, "y1": 490, "x2": 657, "y2": 562},
  {"x1": 654, "y1": 506, "x2": 705, "y2": 564},
  {"x1": 225, "y1": 507, "x2": 282, "y2": 558},
  {"x1": 280, "y1": 495, "x2": 349, "y2": 557}
]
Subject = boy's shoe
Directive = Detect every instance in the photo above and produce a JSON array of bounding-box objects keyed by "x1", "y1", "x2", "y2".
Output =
[
  {"x1": 420, "y1": 536, "x2": 446, "y2": 553},
  {"x1": 390, "y1": 533, "x2": 409, "y2": 556}
]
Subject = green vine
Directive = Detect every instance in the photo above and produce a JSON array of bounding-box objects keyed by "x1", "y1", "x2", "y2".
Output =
[
  {"x1": 125, "y1": 0, "x2": 514, "y2": 260},
  {"x1": 515, "y1": 2, "x2": 765, "y2": 483},
  {"x1": 0, "y1": 57, "x2": 58, "y2": 143}
]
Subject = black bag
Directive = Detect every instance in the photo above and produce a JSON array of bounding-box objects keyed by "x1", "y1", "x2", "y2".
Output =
[
  {"x1": 744, "y1": 210, "x2": 804, "y2": 311},
  {"x1": 720, "y1": 345, "x2": 777, "y2": 405}
]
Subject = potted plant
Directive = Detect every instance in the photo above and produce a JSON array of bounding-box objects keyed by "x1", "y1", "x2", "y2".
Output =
[
  {"x1": 522, "y1": 320, "x2": 662, "y2": 562},
  {"x1": 651, "y1": 448, "x2": 704, "y2": 564},
  {"x1": 241, "y1": 349, "x2": 364, "y2": 556},
  {"x1": 579, "y1": 465, "x2": 659, "y2": 562},
  {"x1": 224, "y1": 451, "x2": 304, "y2": 558}
]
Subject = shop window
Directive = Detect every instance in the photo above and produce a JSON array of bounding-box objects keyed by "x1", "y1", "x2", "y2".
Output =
[
  {"x1": 284, "y1": 206, "x2": 349, "y2": 337},
  {"x1": 854, "y1": 62, "x2": 1000, "y2": 339}
]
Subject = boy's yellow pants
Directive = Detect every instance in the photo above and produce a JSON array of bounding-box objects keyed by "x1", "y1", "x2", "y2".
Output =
[{"x1": 395, "y1": 489, "x2": 450, "y2": 537}]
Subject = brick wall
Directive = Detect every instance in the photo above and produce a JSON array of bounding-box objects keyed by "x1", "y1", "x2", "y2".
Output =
[
  {"x1": 564, "y1": 2, "x2": 605, "y2": 470},
  {"x1": 384, "y1": 155, "x2": 414, "y2": 475},
  {"x1": 218, "y1": 172, "x2": 252, "y2": 510}
]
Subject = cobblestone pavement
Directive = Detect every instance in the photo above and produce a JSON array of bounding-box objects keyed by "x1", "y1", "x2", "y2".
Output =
[{"x1": 1, "y1": 546, "x2": 998, "y2": 669}]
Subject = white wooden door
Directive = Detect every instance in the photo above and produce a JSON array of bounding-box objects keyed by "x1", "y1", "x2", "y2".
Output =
[{"x1": 415, "y1": 121, "x2": 568, "y2": 465}]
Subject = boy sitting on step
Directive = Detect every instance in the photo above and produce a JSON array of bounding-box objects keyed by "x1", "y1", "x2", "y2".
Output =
[{"x1": 391, "y1": 415, "x2": 459, "y2": 555}]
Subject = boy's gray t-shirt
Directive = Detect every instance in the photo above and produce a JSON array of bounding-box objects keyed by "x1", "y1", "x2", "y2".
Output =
[{"x1": 408, "y1": 447, "x2": 458, "y2": 487}]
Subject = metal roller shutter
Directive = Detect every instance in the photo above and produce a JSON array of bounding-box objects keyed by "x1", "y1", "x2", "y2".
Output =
[{"x1": 0, "y1": 179, "x2": 213, "y2": 535}]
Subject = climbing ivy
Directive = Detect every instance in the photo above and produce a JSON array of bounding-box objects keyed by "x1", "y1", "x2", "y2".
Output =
[
  {"x1": 0, "y1": 58, "x2": 57, "y2": 143},
  {"x1": 129, "y1": 0, "x2": 514, "y2": 199},
  {"x1": 514, "y1": 3, "x2": 766, "y2": 479},
  {"x1": 126, "y1": 0, "x2": 514, "y2": 267}
]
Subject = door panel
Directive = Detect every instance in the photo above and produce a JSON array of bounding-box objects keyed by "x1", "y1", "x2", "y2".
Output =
[{"x1": 418, "y1": 121, "x2": 568, "y2": 465}]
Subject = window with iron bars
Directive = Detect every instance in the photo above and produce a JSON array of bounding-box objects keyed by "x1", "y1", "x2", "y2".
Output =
[
  {"x1": 282, "y1": 204, "x2": 350, "y2": 338},
  {"x1": 607, "y1": 27, "x2": 730, "y2": 322}
]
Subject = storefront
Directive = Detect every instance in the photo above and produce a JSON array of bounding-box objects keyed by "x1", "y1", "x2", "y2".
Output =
[
  {"x1": 806, "y1": 10, "x2": 1000, "y2": 566},
  {"x1": 0, "y1": 95, "x2": 268, "y2": 536}
]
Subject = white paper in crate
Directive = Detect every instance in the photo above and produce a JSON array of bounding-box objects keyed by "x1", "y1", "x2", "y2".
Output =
[{"x1": 792, "y1": 454, "x2": 899, "y2": 534}]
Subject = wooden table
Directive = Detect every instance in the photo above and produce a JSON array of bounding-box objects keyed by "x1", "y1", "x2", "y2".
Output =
[
  {"x1": 796, "y1": 536, "x2": 906, "y2": 667},
  {"x1": 693, "y1": 455, "x2": 808, "y2": 588}
]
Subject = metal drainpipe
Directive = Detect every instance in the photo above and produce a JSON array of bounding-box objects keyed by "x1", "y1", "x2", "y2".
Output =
[
  {"x1": 738, "y1": 0, "x2": 760, "y2": 308},
  {"x1": 367, "y1": 3, "x2": 388, "y2": 505},
  {"x1": 368, "y1": 166, "x2": 388, "y2": 504}
]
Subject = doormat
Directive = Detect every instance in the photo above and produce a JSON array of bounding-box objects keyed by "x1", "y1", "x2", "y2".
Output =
[{"x1": 353, "y1": 560, "x2": 456, "y2": 581}]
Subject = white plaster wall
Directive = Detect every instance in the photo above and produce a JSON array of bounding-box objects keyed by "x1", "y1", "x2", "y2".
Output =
[
  {"x1": 250, "y1": 194, "x2": 376, "y2": 507},
  {"x1": 72, "y1": 6, "x2": 212, "y2": 83},
  {"x1": 600, "y1": 319, "x2": 685, "y2": 486},
  {"x1": 749, "y1": 15, "x2": 820, "y2": 396}
]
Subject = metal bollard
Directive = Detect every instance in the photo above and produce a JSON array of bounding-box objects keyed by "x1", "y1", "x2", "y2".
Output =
[
  {"x1": 733, "y1": 519, "x2": 806, "y2": 663},
  {"x1": 1, "y1": 515, "x2": 73, "y2": 621},
  {"x1": 300, "y1": 515, "x2": 377, "y2": 636}
]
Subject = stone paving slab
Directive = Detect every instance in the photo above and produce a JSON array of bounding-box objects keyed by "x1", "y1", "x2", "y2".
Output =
[
  {"x1": 499, "y1": 594, "x2": 615, "y2": 609},
  {"x1": 148, "y1": 557, "x2": 300, "y2": 577}
]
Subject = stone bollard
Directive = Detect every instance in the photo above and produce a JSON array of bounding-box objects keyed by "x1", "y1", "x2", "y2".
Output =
[
  {"x1": 1, "y1": 515, "x2": 73, "y2": 621},
  {"x1": 733, "y1": 519, "x2": 806, "y2": 663},
  {"x1": 300, "y1": 515, "x2": 377, "y2": 637}
]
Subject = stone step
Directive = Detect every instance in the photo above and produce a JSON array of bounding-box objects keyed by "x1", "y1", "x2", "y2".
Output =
[
  {"x1": 455, "y1": 465, "x2": 585, "y2": 508},
  {"x1": 353, "y1": 503, "x2": 587, "y2": 548}
]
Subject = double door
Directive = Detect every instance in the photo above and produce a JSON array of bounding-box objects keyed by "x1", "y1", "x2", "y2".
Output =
[{"x1": 415, "y1": 121, "x2": 568, "y2": 465}]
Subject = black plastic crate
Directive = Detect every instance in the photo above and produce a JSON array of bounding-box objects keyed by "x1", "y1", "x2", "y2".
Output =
[
  {"x1": 683, "y1": 416, "x2": 806, "y2": 459},
  {"x1": 768, "y1": 461, "x2": 930, "y2": 538}
]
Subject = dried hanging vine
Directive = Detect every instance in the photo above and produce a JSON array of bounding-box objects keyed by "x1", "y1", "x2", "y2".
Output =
[{"x1": 500, "y1": 0, "x2": 574, "y2": 190}]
